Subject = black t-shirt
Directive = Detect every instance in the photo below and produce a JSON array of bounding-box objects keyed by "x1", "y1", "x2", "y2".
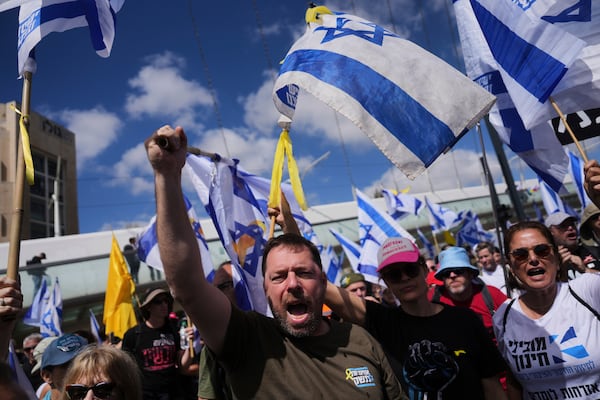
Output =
[
  {"x1": 122, "y1": 322, "x2": 181, "y2": 394},
  {"x1": 365, "y1": 301, "x2": 506, "y2": 400}
]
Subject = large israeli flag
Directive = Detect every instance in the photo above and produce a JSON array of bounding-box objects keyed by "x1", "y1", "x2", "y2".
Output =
[
  {"x1": 329, "y1": 228, "x2": 361, "y2": 272},
  {"x1": 184, "y1": 153, "x2": 267, "y2": 314},
  {"x1": 40, "y1": 277, "x2": 62, "y2": 337},
  {"x1": 17, "y1": 0, "x2": 125, "y2": 75},
  {"x1": 454, "y1": 0, "x2": 600, "y2": 193},
  {"x1": 273, "y1": 9, "x2": 495, "y2": 179},
  {"x1": 381, "y1": 189, "x2": 423, "y2": 220},
  {"x1": 138, "y1": 195, "x2": 216, "y2": 282},
  {"x1": 455, "y1": 210, "x2": 493, "y2": 247},
  {"x1": 356, "y1": 189, "x2": 415, "y2": 284}
]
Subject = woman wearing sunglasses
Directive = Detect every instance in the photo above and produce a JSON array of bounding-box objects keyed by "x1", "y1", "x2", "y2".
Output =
[
  {"x1": 494, "y1": 221, "x2": 600, "y2": 399},
  {"x1": 60, "y1": 345, "x2": 142, "y2": 400}
]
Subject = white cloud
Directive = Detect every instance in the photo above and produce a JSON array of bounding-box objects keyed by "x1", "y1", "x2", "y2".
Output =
[
  {"x1": 107, "y1": 143, "x2": 154, "y2": 195},
  {"x1": 125, "y1": 51, "x2": 212, "y2": 132},
  {"x1": 59, "y1": 107, "x2": 122, "y2": 168},
  {"x1": 240, "y1": 73, "x2": 280, "y2": 134},
  {"x1": 362, "y1": 148, "x2": 500, "y2": 195}
]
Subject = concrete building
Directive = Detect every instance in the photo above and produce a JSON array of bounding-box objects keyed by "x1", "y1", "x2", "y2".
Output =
[{"x1": 0, "y1": 101, "x2": 79, "y2": 242}]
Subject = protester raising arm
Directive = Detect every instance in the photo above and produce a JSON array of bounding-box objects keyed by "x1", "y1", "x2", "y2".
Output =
[{"x1": 145, "y1": 125, "x2": 231, "y2": 354}]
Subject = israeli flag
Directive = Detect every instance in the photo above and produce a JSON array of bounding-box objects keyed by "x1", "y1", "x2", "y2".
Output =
[
  {"x1": 416, "y1": 228, "x2": 435, "y2": 260},
  {"x1": 566, "y1": 149, "x2": 591, "y2": 209},
  {"x1": 381, "y1": 189, "x2": 423, "y2": 220},
  {"x1": 425, "y1": 197, "x2": 461, "y2": 233},
  {"x1": 273, "y1": 9, "x2": 495, "y2": 179},
  {"x1": 329, "y1": 228, "x2": 361, "y2": 272},
  {"x1": 356, "y1": 189, "x2": 415, "y2": 284},
  {"x1": 184, "y1": 153, "x2": 267, "y2": 314},
  {"x1": 321, "y1": 245, "x2": 342, "y2": 286},
  {"x1": 23, "y1": 276, "x2": 47, "y2": 326},
  {"x1": 453, "y1": 0, "x2": 590, "y2": 193},
  {"x1": 17, "y1": 0, "x2": 125, "y2": 75},
  {"x1": 138, "y1": 195, "x2": 216, "y2": 282},
  {"x1": 455, "y1": 210, "x2": 493, "y2": 247},
  {"x1": 40, "y1": 278, "x2": 62, "y2": 337}
]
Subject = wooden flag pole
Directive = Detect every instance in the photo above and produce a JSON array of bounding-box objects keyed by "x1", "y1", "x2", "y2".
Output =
[
  {"x1": 186, "y1": 314, "x2": 195, "y2": 358},
  {"x1": 549, "y1": 96, "x2": 589, "y2": 163},
  {"x1": 6, "y1": 71, "x2": 33, "y2": 280}
]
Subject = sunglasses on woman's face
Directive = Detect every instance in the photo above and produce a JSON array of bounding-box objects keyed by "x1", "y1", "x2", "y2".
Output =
[
  {"x1": 509, "y1": 243, "x2": 553, "y2": 262},
  {"x1": 382, "y1": 263, "x2": 422, "y2": 283},
  {"x1": 65, "y1": 382, "x2": 115, "y2": 400}
]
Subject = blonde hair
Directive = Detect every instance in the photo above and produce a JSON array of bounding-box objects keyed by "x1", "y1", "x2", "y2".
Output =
[{"x1": 60, "y1": 344, "x2": 142, "y2": 400}]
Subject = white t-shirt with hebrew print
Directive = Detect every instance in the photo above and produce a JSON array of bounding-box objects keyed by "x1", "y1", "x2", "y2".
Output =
[{"x1": 493, "y1": 273, "x2": 600, "y2": 400}]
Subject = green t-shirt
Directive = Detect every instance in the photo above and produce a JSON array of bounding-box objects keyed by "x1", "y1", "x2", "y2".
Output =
[{"x1": 212, "y1": 305, "x2": 404, "y2": 400}]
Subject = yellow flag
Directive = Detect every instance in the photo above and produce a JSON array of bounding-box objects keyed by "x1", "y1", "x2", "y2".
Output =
[
  {"x1": 103, "y1": 235, "x2": 137, "y2": 338},
  {"x1": 443, "y1": 231, "x2": 456, "y2": 246}
]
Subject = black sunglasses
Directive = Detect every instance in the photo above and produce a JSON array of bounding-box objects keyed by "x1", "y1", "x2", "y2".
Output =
[
  {"x1": 66, "y1": 382, "x2": 115, "y2": 400},
  {"x1": 382, "y1": 263, "x2": 422, "y2": 283},
  {"x1": 509, "y1": 243, "x2": 553, "y2": 262},
  {"x1": 151, "y1": 296, "x2": 170, "y2": 305},
  {"x1": 437, "y1": 268, "x2": 469, "y2": 279}
]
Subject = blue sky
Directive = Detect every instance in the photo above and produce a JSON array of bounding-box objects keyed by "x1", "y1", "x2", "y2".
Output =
[{"x1": 0, "y1": 0, "x2": 597, "y2": 233}]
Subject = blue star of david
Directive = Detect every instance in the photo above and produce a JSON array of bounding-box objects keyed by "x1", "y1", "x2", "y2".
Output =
[
  {"x1": 359, "y1": 223, "x2": 380, "y2": 247},
  {"x1": 315, "y1": 17, "x2": 398, "y2": 46}
]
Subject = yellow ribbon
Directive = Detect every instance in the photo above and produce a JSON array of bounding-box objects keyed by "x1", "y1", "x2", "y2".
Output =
[
  {"x1": 305, "y1": 5, "x2": 333, "y2": 24},
  {"x1": 269, "y1": 129, "x2": 308, "y2": 211},
  {"x1": 10, "y1": 104, "x2": 35, "y2": 185}
]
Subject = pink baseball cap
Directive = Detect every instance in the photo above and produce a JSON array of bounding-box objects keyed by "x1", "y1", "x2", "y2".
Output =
[{"x1": 377, "y1": 237, "x2": 420, "y2": 273}]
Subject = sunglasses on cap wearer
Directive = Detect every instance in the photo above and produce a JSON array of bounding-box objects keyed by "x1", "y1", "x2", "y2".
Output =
[
  {"x1": 381, "y1": 262, "x2": 422, "y2": 283},
  {"x1": 437, "y1": 268, "x2": 470, "y2": 280},
  {"x1": 65, "y1": 382, "x2": 115, "y2": 400},
  {"x1": 509, "y1": 243, "x2": 553, "y2": 263}
]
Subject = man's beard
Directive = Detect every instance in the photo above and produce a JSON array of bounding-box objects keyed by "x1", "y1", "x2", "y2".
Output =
[{"x1": 268, "y1": 298, "x2": 322, "y2": 338}]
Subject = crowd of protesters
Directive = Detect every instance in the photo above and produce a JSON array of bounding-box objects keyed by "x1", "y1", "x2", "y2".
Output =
[{"x1": 0, "y1": 127, "x2": 599, "y2": 399}]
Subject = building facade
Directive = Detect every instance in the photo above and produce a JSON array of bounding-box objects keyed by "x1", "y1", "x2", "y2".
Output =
[{"x1": 0, "y1": 101, "x2": 78, "y2": 242}]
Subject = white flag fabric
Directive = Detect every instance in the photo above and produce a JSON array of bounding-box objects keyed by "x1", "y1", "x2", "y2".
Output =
[
  {"x1": 381, "y1": 189, "x2": 423, "y2": 220},
  {"x1": 17, "y1": 0, "x2": 124, "y2": 75},
  {"x1": 184, "y1": 153, "x2": 267, "y2": 314},
  {"x1": 138, "y1": 195, "x2": 216, "y2": 280},
  {"x1": 0, "y1": 0, "x2": 34, "y2": 12},
  {"x1": 40, "y1": 277, "x2": 62, "y2": 337},
  {"x1": 356, "y1": 189, "x2": 415, "y2": 284},
  {"x1": 566, "y1": 149, "x2": 592, "y2": 209},
  {"x1": 329, "y1": 228, "x2": 361, "y2": 272},
  {"x1": 273, "y1": 9, "x2": 495, "y2": 179},
  {"x1": 22, "y1": 276, "x2": 47, "y2": 326},
  {"x1": 425, "y1": 197, "x2": 461, "y2": 233},
  {"x1": 453, "y1": 0, "x2": 594, "y2": 193}
]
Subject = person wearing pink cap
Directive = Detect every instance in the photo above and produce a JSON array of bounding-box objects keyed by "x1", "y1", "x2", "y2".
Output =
[{"x1": 325, "y1": 237, "x2": 508, "y2": 400}]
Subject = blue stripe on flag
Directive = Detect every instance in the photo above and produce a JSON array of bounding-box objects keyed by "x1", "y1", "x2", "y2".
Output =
[
  {"x1": 357, "y1": 194, "x2": 409, "y2": 238},
  {"x1": 278, "y1": 49, "x2": 456, "y2": 165},
  {"x1": 472, "y1": 0, "x2": 568, "y2": 103}
]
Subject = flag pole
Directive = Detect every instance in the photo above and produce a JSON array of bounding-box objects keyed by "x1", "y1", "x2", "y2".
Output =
[
  {"x1": 6, "y1": 71, "x2": 33, "y2": 280},
  {"x1": 549, "y1": 96, "x2": 589, "y2": 163},
  {"x1": 186, "y1": 314, "x2": 195, "y2": 358}
]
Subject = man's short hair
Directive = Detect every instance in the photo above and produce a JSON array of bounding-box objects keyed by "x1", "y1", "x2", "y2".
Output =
[
  {"x1": 476, "y1": 242, "x2": 496, "y2": 255},
  {"x1": 262, "y1": 234, "x2": 322, "y2": 275}
]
